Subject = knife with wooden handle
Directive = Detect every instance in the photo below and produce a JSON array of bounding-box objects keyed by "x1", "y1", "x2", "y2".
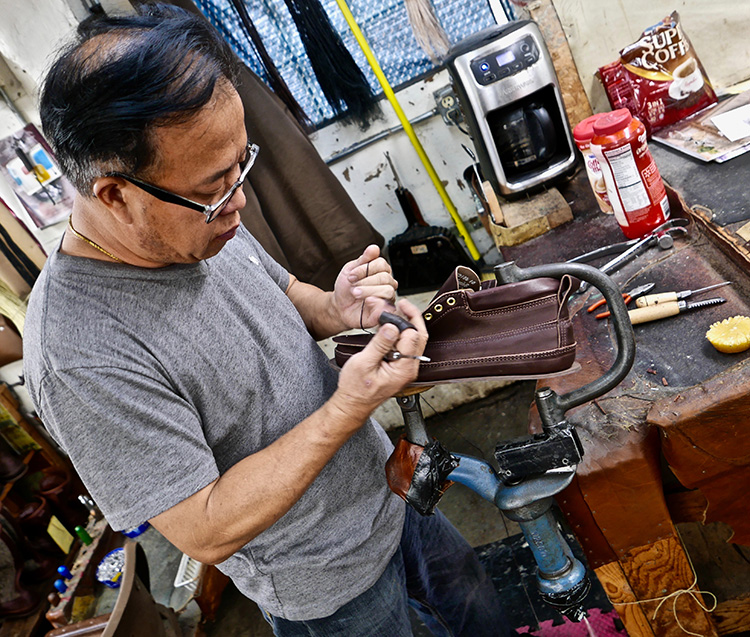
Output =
[
  {"x1": 635, "y1": 281, "x2": 731, "y2": 307},
  {"x1": 628, "y1": 297, "x2": 727, "y2": 324}
]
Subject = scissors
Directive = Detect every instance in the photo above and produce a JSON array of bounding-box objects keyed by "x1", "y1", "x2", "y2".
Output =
[{"x1": 588, "y1": 283, "x2": 655, "y2": 319}]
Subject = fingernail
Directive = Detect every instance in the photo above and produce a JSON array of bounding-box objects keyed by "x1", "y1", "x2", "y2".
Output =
[
  {"x1": 352, "y1": 288, "x2": 362, "y2": 298},
  {"x1": 348, "y1": 274, "x2": 358, "y2": 282}
]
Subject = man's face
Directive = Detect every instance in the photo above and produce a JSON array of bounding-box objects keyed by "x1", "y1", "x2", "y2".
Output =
[{"x1": 124, "y1": 83, "x2": 248, "y2": 266}]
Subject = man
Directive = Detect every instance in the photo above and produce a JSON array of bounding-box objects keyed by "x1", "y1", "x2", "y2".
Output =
[{"x1": 24, "y1": 5, "x2": 510, "y2": 635}]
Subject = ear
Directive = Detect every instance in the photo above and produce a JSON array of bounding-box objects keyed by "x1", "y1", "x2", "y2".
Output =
[{"x1": 92, "y1": 177, "x2": 136, "y2": 223}]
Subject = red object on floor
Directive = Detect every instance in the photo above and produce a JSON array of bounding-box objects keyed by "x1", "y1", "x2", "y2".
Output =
[{"x1": 516, "y1": 608, "x2": 626, "y2": 636}]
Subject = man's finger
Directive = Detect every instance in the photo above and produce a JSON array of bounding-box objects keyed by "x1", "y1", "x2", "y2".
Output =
[{"x1": 363, "y1": 323, "x2": 399, "y2": 360}]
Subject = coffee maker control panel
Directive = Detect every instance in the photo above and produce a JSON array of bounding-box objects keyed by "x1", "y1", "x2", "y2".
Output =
[{"x1": 469, "y1": 36, "x2": 540, "y2": 86}]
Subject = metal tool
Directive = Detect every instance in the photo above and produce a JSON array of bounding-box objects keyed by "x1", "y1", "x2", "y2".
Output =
[
  {"x1": 394, "y1": 261, "x2": 635, "y2": 623},
  {"x1": 572, "y1": 218, "x2": 689, "y2": 292},
  {"x1": 628, "y1": 297, "x2": 727, "y2": 325},
  {"x1": 384, "y1": 351, "x2": 431, "y2": 362},
  {"x1": 634, "y1": 281, "x2": 732, "y2": 307},
  {"x1": 588, "y1": 283, "x2": 655, "y2": 319}
]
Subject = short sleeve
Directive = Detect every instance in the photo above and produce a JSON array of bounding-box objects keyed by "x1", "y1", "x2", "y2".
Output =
[{"x1": 37, "y1": 365, "x2": 220, "y2": 531}]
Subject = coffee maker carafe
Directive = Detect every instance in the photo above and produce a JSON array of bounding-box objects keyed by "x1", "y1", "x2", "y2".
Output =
[{"x1": 447, "y1": 21, "x2": 577, "y2": 198}]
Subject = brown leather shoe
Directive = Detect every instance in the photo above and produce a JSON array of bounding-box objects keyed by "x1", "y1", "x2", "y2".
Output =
[{"x1": 333, "y1": 266, "x2": 578, "y2": 384}]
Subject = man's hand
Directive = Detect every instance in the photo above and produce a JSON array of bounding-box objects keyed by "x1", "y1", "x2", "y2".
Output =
[
  {"x1": 330, "y1": 299, "x2": 428, "y2": 424},
  {"x1": 332, "y1": 245, "x2": 398, "y2": 330}
]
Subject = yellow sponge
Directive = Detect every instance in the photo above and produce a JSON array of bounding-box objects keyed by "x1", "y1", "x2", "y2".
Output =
[{"x1": 706, "y1": 315, "x2": 750, "y2": 353}]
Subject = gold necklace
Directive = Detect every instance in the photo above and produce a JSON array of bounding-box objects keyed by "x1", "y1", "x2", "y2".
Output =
[{"x1": 67, "y1": 217, "x2": 123, "y2": 263}]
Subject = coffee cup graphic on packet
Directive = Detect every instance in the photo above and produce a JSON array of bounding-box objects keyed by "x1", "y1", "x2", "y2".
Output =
[{"x1": 669, "y1": 57, "x2": 704, "y2": 99}]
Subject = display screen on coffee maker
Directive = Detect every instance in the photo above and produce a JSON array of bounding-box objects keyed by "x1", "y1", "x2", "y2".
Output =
[{"x1": 496, "y1": 50, "x2": 515, "y2": 66}]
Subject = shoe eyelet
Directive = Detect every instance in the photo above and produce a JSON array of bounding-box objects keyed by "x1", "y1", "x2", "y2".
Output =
[
  {"x1": 434, "y1": 304, "x2": 443, "y2": 312},
  {"x1": 446, "y1": 297, "x2": 456, "y2": 306},
  {"x1": 425, "y1": 313, "x2": 433, "y2": 321}
]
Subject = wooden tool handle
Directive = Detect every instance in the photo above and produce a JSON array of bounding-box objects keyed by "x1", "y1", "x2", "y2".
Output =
[
  {"x1": 481, "y1": 181, "x2": 505, "y2": 226},
  {"x1": 635, "y1": 292, "x2": 678, "y2": 307},
  {"x1": 628, "y1": 302, "x2": 681, "y2": 324}
]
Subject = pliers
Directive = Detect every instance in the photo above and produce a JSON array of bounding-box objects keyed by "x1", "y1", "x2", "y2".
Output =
[{"x1": 588, "y1": 283, "x2": 655, "y2": 319}]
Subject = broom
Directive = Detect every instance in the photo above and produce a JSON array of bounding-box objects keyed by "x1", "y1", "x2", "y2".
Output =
[{"x1": 404, "y1": 0, "x2": 451, "y2": 64}]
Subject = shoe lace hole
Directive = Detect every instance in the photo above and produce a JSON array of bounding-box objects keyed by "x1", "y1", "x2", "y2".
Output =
[
  {"x1": 434, "y1": 304, "x2": 443, "y2": 312},
  {"x1": 446, "y1": 297, "x2": 456, "y2": 306}
]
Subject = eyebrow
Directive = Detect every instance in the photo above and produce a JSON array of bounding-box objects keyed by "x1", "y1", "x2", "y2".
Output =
[{"x1": 198, "y1": 143, "x2": 249, "y2": 187}]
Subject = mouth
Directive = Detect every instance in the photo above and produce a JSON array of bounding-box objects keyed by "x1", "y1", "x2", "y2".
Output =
[{"x1": 217, "y1": 224, "x2": 239, "y2": 241}]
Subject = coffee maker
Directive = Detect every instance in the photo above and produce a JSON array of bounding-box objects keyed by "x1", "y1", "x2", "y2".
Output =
[{"x1": 446, "y1": 21, "x2": 577, "y2": 198}]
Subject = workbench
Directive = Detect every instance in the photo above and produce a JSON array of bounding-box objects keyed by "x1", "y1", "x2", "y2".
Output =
[{"x1": 501, "y1": 155, "x2": 750, "y2": 637}]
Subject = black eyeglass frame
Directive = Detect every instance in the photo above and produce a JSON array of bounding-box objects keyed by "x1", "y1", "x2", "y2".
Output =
[{"x1": 109, "y1": 143, "x2": 259, "y2": 223}]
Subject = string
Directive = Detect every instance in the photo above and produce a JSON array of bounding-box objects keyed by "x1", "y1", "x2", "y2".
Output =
[
  {"x1": 359, "y1": 261, "x2": 371, "y2": 332},
  {"x1": 611, "y1": 528, "x2": 717, "y2": 636}
]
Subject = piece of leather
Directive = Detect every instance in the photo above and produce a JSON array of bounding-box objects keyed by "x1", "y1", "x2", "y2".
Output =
[
  {"x1": 334, "y1": 266, "x2": 577, "y2": 382},
  {"x1": 385, "y1": 436, "x2": 424, "y2": 500},
  {"x1": 385, "y1": 436, "x2": 458, "y2": 516}
]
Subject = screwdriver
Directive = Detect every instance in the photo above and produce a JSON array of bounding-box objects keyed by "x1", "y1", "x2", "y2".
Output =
[
  {"x1": 628, "y1": 297, "x2": 726, "y2": 325},
  {"x1": 635, "y1": 281, "x2": 731, "y2": 307}
]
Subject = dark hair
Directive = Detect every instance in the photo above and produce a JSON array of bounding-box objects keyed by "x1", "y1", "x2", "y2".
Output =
[{"x1": 39, "y1": 3, "x2": 241, "y2": 194}]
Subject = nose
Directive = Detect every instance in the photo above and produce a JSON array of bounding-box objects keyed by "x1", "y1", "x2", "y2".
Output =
[{"x1": 220, "y1": 183, "x2": 247, "y2": 217}]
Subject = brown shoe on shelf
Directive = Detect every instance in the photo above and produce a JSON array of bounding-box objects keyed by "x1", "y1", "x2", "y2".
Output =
[{"x1": 333, "y1": 266, "x2": 579, "y2": 384}]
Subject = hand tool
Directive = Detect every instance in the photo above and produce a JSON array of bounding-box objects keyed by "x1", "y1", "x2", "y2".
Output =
[
  {"x1": 628, "y1": 297, "x2": 727, "y2": 325},
  {"x1": 588, "y1": 283, "x2": 655, "y2": 319},
  {"x1": 383, "y1": 351, "x2": 431, "y2": 362},
  {"x1": 379, "y1": 312, "x2": 431, "y2": 362},
  {"x1": 634, "y1": 281, "x2": 732, "y2": 307},
  {"x1": 573, "y1": 218, "x2": 689, "y2": 292}
]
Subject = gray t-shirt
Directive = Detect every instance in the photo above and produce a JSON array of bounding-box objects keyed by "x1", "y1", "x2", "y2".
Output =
[{"x1": 23, "y1": 225, "x2": 405, "y2": 620}]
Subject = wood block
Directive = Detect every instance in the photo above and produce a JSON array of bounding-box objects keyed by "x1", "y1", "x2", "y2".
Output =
[
  {"x1": 595, "y1": 561, "x2": 655, "y2": 636},
  {"x1": 619, "y1": 536, "x2": 718, "y2": 636},
  {"x1": 666, "y1": 491, "x2": 708, "y2": 525},
  {"x1": 714, "y1": 595, "x2": 750, "y2": 635},
  {"x1": 489, "y1": 188, "x2": 573, "y2": 247}
]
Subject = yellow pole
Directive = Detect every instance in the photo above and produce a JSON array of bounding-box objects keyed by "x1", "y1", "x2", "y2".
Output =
[{"x1": 333, "y1": 0, "x2": 481, "y2": 261}]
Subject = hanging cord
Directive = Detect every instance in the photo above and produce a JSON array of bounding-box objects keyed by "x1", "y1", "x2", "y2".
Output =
[
  {"x1": 281, "y1": 0, "x2": 379, "y2": 129},
  {"x1": 611, "y1": 528, "x2": 717, "y2": 636},
  {"x1": 227, "y1": 0, "x2": 312, "y2": 131},
  {"x1": 404, "y1": 0, "x2": 451, "y2": 64}
]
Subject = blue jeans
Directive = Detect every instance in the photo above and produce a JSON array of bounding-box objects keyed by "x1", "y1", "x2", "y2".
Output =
[{"x1": 263, "y1": 504, "x2": 512, "y2": 636}]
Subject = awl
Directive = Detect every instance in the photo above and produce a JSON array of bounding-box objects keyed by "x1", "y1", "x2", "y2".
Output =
[
  {"x1": 629, "y1": 297, "x2": 727, "y2": 325},
  {"x1": 635, "y1": 281, "x2": 732, "y2": 307}
]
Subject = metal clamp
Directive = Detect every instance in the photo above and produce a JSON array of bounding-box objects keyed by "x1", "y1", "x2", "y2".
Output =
[{"x1": 494, "y1": 261, "x2": 636, "y2": 426}]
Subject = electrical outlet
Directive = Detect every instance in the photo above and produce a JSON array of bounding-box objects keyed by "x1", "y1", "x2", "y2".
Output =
[{"x1": 434, "y1": 85, "x2": 464, "y2": 127}]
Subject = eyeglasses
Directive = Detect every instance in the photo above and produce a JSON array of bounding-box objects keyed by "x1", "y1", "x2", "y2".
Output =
[{"x1": 110, "y1": 143, "x2": 259, "y2": 223}]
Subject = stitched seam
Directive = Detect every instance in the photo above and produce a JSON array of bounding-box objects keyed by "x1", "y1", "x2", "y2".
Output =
[
  {"x1": 426, "y1": 294, "x2": 558, "y2": 318},
  {"x1": 421, "y1": 344, "x2": 577, "y2": 367}
]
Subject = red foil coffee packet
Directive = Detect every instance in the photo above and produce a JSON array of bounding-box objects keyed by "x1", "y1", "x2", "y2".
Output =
[{"x1": 597, "y1": 11, "x2": 717, "y2": 137}]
